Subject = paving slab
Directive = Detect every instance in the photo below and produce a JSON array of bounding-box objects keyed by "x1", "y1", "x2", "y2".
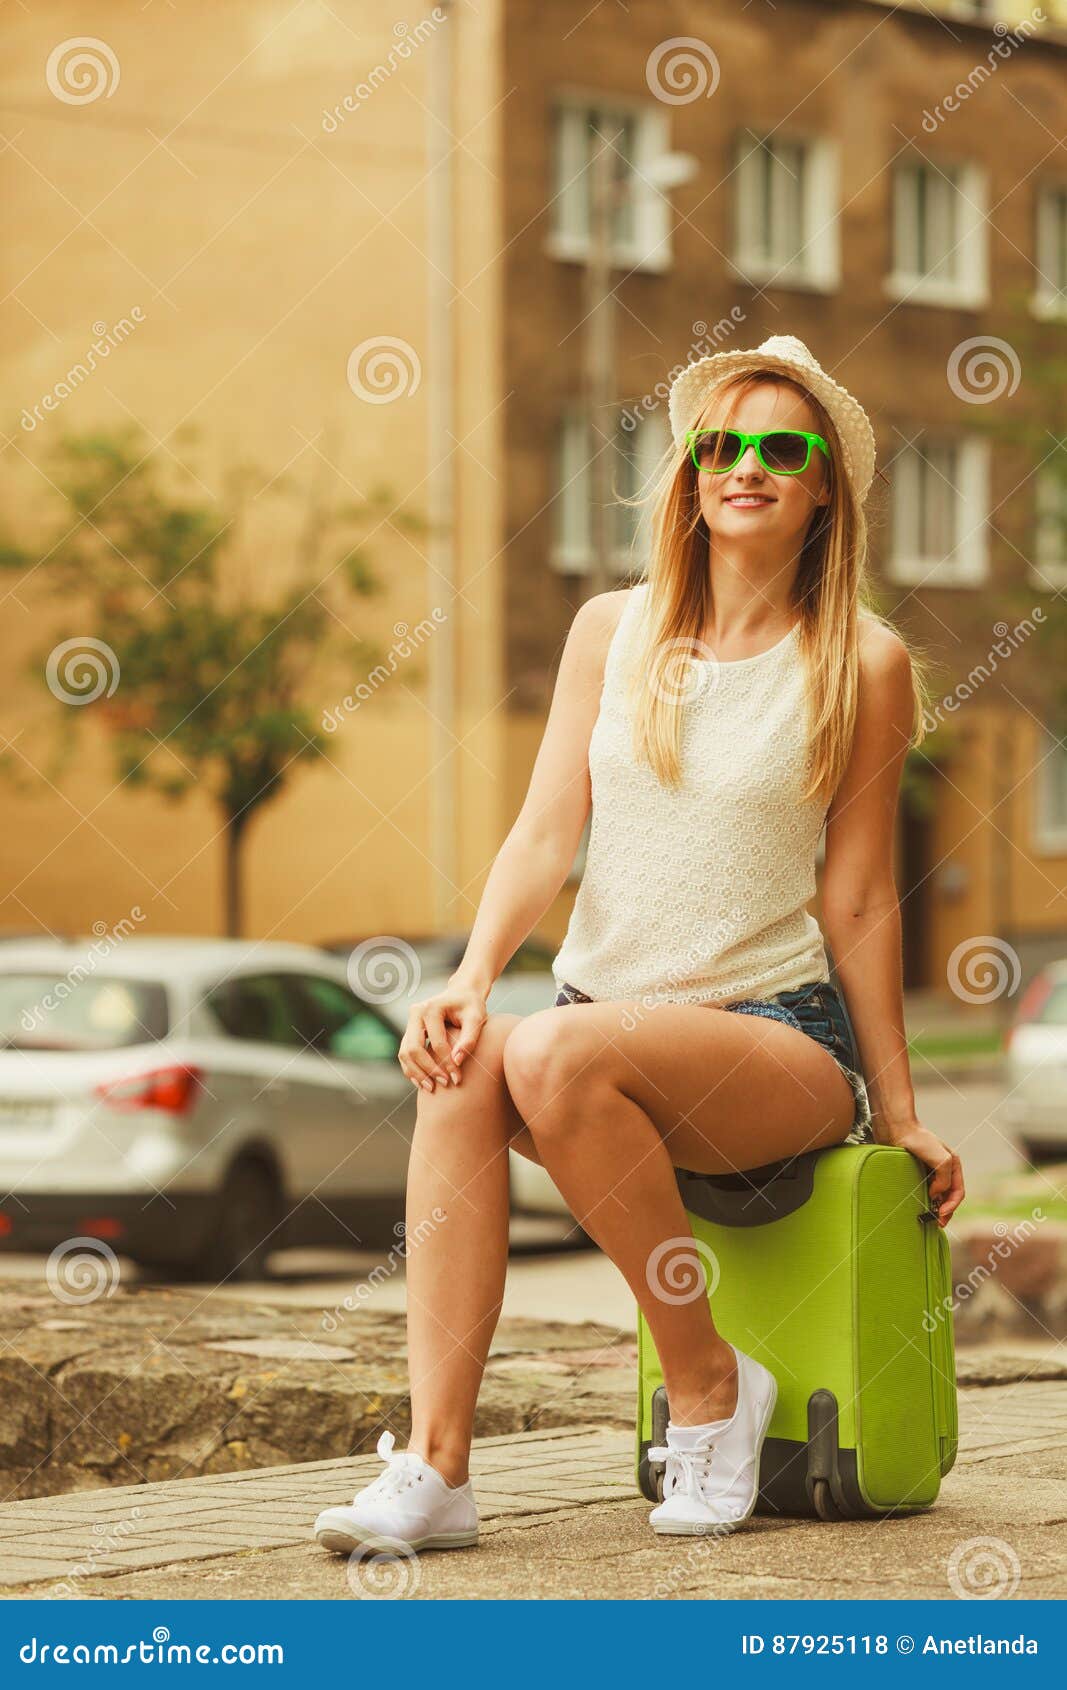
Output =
[{"x1": 0, "y1": 1387, "x2": 1063, "y2": 1600}]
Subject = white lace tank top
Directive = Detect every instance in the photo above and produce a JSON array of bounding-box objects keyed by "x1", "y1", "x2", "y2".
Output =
[{"x1": 551, "y1": 581, "x2": 831, "y2": 1006}]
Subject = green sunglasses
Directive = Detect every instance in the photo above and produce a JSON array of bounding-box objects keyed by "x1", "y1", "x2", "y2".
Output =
[{"x1": 686, "y1": 427, "x2": 831, "y2": 476}]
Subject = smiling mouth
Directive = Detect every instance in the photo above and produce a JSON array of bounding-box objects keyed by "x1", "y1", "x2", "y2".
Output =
[{"x1": 723, "y1": 495, "x2": 775, "y2": 507}]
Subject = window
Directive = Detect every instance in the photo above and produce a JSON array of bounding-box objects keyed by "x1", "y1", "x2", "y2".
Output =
[
  {"x1": 207, "y1": 974, "x2": 303, "y2": 1047},
  {"x1": 732, "y1": 132, "x2": 839, "y2": 292},
  {"x1": 1033, "y1": 980, "x2": 1067, "y2": 1024},
  {"x1": 888, "y1": 160, "x2": 988, "y2": 308},
  {"x1": 1034, "y1": 185, "x2": 1067, "y2": 320},
  {"x1": 554, "y1": 410, "x2": 593, "y2": 572},
  {"x1": 0, "y1": 974, "x2": 168, "y2": 1051},
  {"x1": 285, "y1": 974, "x2": 399, "y2": 1062},
  {"x1": 551, "y1": 409, "x2": 669, "y2": 575},
  {"x1": 613, "y1": 412, "x2": 670, "y2": 566},
  {"x1": 549, "y1": 95, "x2": 671, "y2": 272},
  {"x1": 1030, "y1": 464, "x2": 1067, "y2": 589},
  {"x1": 889, "y1": 436, "x2": 989, "y2": 585},
  {"x1": 1034, "y1": 728, "x2": 1067, "y2": 855}
]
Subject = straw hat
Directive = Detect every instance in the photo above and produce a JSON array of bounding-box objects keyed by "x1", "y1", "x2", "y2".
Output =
[{"x1": 667, "y1": 334, "x2": 877, "y2": 504}]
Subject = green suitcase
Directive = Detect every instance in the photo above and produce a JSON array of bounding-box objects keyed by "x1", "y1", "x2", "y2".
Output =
[{"x1": 637, "y1": 1142, "x2": 958, "y2": 1520}]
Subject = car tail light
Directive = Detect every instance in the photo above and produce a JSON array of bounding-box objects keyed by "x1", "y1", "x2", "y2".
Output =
[
  {"x1": 95, "y1": 1064, "x2": 203, "y2": 1114},
  {"x1": 77, "y1": 1216, "x2": 125, "y2": 1240},
  {"x1": 1005, "y1": 972, "x2": 1053, "y2": 1051}
]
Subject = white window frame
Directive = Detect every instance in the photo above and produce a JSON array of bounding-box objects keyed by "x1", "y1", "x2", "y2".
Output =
[
  {"x1": 1032, "y1": 184, "x2": 1067, "y2": 322},
  {"x1": 886, "y1": 159, "x2": 988, "y2": 309},
  {"x1": 550, "y1": 408, "x2": 669, "y2": 576},
  {"x1": 1034, "y1": 727, "x2": 1067, "y2": 856},
  {"x1": 730, "y1": 131, "x2": 840, "y2": 294},
  {"x1": 552, "y1": 407, "x2": 594, "y2": 573},
  {"x1": 613, "y1": 412, "x2": 670, "y2": 572},
  {"x1": 547, "y1": 90, "x2": 672, "y2": 274},
  {"x1": 1030, "y1": 462, "x2": 1067, "y2": 590},
  {"x1": 888, "y1": 434, "x2": 989, "y2": 586}
]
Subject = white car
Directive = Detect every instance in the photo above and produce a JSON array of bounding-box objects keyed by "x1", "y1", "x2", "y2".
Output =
[
  {"x1": 321, "y1": 936, "x2": 573, "y2": 1220},
  {"x1": 0, "y1": 938, "x2": 418, "y2": 1280},
  {"x1": 1003, "y1": 960, "x2": 1067, "y2": 1164},
  {"x1": 385, "y1": 968, "x2": 572, "y2": 1221}
]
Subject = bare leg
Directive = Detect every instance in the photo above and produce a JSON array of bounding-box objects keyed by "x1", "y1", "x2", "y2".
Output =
[
  {"x1": 502, "y1": 1001, "x2": 854, "y2": 1425},
  {"x1": 404, "y1": 1012, "x2": 537, "y2": 1485}
]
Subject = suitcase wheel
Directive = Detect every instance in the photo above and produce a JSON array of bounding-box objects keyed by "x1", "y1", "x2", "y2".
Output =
[{"x1": 812, "y1": 1477, "x2": 844, "y2": 1521}]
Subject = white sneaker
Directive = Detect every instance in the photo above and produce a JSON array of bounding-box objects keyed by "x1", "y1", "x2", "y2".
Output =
[
  {"x1": 648, "y1": 1344, "x2": 778, "y2": 1535},
  {"x1": 313, "y1": 1430, "x2": 479, "y2": 1554}
]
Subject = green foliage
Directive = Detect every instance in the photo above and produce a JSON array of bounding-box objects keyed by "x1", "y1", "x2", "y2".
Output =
[{"x1": 1, "y1": 426, "x2": 425, "y2": 931}]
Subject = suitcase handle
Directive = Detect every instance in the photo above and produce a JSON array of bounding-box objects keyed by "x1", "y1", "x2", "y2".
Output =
[{"x1": 675, "y1": 1148, "x2": 820, "y2": 1227}]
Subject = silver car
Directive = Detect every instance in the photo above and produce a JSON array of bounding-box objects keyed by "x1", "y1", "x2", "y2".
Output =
[
  {"x1": 320, "y1": 934, "x2": 571, "y2": 1219},
  {"x1": 0, "y1": 937, "x2": 417, "y2": 1280},
  {"x1": 1004, "y1": 960, "x2": 1067, "y2": 1164}
]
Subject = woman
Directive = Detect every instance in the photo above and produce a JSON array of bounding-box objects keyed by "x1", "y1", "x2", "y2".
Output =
[{"x1": 313, "y1": 333, "x2": 966, "y2": 1555}]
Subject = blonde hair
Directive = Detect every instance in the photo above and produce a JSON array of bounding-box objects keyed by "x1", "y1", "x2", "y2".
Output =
[{"x1": 622, "y1": 370, "x2": 932, "y2": 809}]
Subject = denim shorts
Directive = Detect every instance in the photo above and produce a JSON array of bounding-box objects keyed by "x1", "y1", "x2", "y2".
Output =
[{"x1": 553, "y1": 977, "x2": 874, "y2": 1146}]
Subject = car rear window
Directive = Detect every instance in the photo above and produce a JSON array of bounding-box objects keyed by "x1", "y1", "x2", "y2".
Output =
[
  {"x1": 0, "y1": 972, "x2": 169, "y2": 1050},
  {"x1": 1035, "y1": 981, "x2": 1067, "y2": 1025}
]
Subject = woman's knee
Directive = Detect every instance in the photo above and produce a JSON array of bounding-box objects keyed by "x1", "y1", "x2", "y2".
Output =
[
  {"x1": 502, "y1": 1009, "x2": 611, "y2": 1134},
  {"x1": 413, "y1": 1012, "x2": 520, "y2": 1130},
  {"x1": 459, "y1": 1011, "x2": 521, "y2": 1083}
]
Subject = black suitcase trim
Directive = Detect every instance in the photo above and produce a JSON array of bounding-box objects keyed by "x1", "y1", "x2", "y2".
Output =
[
  {"x1": 674, "y1": 1149, "x2": 819, "y2": 1229},
  {"x1": 639, "y1": 1384, "x2": 935, "y2": 1520}
]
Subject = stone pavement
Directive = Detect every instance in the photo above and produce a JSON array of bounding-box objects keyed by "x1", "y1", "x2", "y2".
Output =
[{"x1": 1, "y1": 1380, "x2": 1066, "y2": 1600}]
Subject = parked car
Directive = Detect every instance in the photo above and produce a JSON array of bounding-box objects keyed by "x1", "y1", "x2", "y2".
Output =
[
  {"x1": 0, "y1": 937, "x2": 418, "y2": 1280},
  {"x1": 320, "y1": 932, "x2": 572, "y2": 1217},
  {"x1": 1003, "y1": 961, "x2": 1067, "y2": 1164}
]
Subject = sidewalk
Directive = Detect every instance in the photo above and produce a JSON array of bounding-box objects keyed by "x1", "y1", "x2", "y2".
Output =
[{"x1": 2, "y1": 1375, "x2": 1066, "y2": 1600}]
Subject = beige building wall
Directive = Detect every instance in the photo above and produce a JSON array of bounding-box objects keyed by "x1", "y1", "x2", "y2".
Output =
[{"x1": 1, "y1": 0, "x2": 507, "y2": 945}]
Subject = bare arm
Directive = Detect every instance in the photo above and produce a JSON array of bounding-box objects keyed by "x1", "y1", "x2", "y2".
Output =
[
  {"x1": 821, "y1": 619, "x2": 965, "y2": 1225},
  {"x1": 397, "y1": 590, "x2": 628, "y2": 1090}
]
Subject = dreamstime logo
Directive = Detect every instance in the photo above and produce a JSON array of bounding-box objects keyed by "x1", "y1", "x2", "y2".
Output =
[
  {"x1": 621, "y1": 309, "x2": 747, "y2": 433},
  {"x1": 619, "y1": 922, "x2": 747, "y2": 1032},
  {"x1": 46, "y1": 37, "x2": 120, "y2": 104},
  {"x1": 346, "y1": 337, "x2": 422, "y2": 404},
  {"x1": 46, "y1": 1507, "x2": 145, "y2": 1599},
  {"x1": 649, "y1": 637, "x2": 719, "y2": 707},
  {"x1": 646, "y1": 38, "x2": 720, "y2": 105},
  {"x1": 922, "y1": 1210, "x2": 1045, "y2": 1332},
  {"x1": 346, "y1": 1540, "x2": 422, "y2": 1599},
  {"x1": 47, "y1": 1238, "x2": 121, "y2": 1305},
  {"x1": 646, "y1": 1235, "x2": 720, "y2": 1305},
  {"x1": 921, "y1": 9, "x2": 1046, "y2": 132},
  {"x1": 321, "y1": 1210, "x2": 446, "y2": 1332},
  {"x1": 650, "y1": 1530, "x2": 733, "y2": 1594},
  {"x1": 947, "y1": 937, "x2": 1021, "y2": 1005},
  {"x1": 345, "y1": 937, "x2": 421, "y2": 1004},
  {"x1": 947, "y1": 337, "x2": 1021, "y2": 405},
  {"x1": 947, "y1": 1536, "x2": 1021, "y2": 1600},
  {"x1": 321, "y1": 10, "x2": 448, "y2": 132},
  {"x1": 20, "y1": 908, "x2": 147, "y2": 1032},
  {"x1": 922, "y1": 611, "x2": 1045, "y2": 733},
  {"x1": 21, "y1": 311, "x2": 146, "y2": 432},
  {"x1": 322, "y1": 611, "x2": 447, "y2": 732},
  {"x1": 46, "y1": 637, "x2": 120, "y2": 705}
]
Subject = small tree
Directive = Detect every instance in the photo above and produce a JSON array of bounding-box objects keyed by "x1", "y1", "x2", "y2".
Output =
[{"x1": 1, "y1": 427, "x2": 424, "y2": 935}]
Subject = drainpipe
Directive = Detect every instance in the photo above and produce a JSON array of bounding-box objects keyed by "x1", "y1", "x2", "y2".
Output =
[{"x1": 426, "y1": 0, "x2": 456, "y2": 936}]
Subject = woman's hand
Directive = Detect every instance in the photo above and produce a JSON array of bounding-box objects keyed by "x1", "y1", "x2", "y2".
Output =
[
  {"x1": 873, "y1": 1114, "x2": 965, "y2": 1227},
  {"x1": 398, "y1": 982, "x2": 488, "y2": 1093}
]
